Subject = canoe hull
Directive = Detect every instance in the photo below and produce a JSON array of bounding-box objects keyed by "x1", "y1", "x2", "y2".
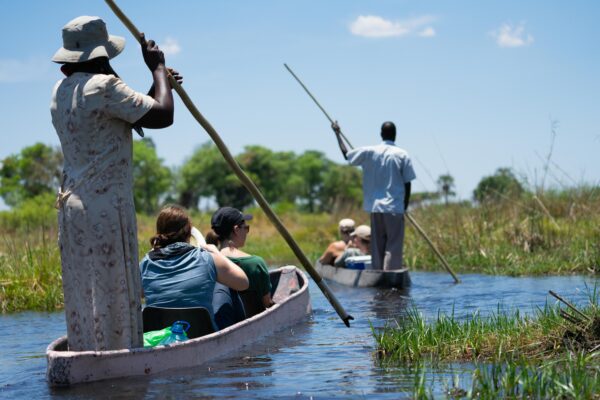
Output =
[
  {"x1": 315, "y1": 261, "x2": 411, "y2": 288},
  {"x1": 46, "y1": 266, "x2": 311, "y2": 386}
]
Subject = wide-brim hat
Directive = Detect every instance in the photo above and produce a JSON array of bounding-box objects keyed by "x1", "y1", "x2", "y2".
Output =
[{"x1": 52, "y1": 16, "x2": 125, "y2": 63}]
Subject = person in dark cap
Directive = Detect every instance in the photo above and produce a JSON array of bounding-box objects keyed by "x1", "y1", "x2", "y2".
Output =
[
  {"x1": 50, "y1": 16, "x2": 181, "y2": 351},
  {"x1": 206, "y1": 207, "x2": 274, "y2": 316},
  {"x1": 332, "y1": 121, "x2": 416, "y2": 271}
]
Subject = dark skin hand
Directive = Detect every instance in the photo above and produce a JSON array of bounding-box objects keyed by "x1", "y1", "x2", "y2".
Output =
[
  {"x1": 135, "y1": 33, "x2": 175, "y2": 129},
  {"x1": 331, "y1": 121, "x2": 349, "y2": 160}
]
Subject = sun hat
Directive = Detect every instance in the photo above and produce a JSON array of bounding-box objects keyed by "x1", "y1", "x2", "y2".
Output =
[
  {"x1": 350, "y1": 225, "x2": 371, "y2": 241},
  {"x1": 52, "y1": 16, "x2": 125, "y2": 63},
  {"x1": 338, "y1": 218, "x2": 356, "y2": 232},
  {"x1": 211, "y1": 207, "x2": 253, "y2": 236}
]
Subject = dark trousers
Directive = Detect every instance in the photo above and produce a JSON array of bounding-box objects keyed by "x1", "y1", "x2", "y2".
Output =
[{"x1": 370, "y1": 212, "x2": 406, "y2": 270}]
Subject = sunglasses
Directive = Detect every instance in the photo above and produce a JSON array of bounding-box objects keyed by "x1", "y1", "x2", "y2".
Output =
[{"x1": 237, "y1": 223, "x2": 250, "y2": 232}]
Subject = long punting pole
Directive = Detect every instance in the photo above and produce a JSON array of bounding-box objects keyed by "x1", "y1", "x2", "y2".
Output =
[
  {"x1": 105, "y1": 0, "x2": 353, "y2": 327},
  {"x1": 284, "y1": 63, "x2": 460, "y2": 284}
]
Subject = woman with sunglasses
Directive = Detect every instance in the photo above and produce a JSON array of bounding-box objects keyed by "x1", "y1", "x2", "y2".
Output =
[{"x1": 206, "y1": 207, "x2": 274, "y2": 316}]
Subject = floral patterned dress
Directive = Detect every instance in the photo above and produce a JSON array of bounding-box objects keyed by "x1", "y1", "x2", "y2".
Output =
[{"x1": 50, "y1": 72, "x2": 155, "y2": 351}]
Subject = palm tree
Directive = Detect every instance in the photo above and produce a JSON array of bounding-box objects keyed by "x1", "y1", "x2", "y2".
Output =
[{"x1": 437, "y1": 174, "x2": 456, "y2": 205}]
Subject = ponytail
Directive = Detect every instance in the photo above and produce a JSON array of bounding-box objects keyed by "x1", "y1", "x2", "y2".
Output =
[{"x1": 205, "y1": 229, "x2": 221, "y2": 246}]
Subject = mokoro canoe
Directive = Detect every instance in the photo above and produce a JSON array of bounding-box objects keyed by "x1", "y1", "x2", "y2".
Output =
[
  {"x1": 46, "y1": 266, "x2": 311, "y2": 386},
  {"x1": 315, "y1": 260, "x2": 411, "y2": 288}
]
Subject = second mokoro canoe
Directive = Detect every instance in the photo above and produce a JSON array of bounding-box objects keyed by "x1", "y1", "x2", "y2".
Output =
[{"x1": 315, "y1": 260, "x2": 411, "y2": 288}]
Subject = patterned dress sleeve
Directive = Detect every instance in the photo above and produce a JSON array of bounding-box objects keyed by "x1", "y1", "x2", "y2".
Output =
[{"x1": 102, "y1": 75, "x2": 156, "y2": 123}]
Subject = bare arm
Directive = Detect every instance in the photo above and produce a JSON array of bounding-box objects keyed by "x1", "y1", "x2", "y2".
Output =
[
  {"x1": 135, "y1": 33, "x2": 174, "y2": 129},
  {"x1": 404, "y1": 181, "x2": 412, "y2": 211},
  {"x1": 203, "y1": 245, "x2": 249, "y2": 291},
  {"x1": 318, "y1": 241, "x2": 345, "y2": 265},
  {"x1": 332, "y1": 121, "x2": 349, "y2": 160}
]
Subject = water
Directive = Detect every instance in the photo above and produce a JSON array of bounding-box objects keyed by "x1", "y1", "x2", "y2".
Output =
[{"x1": 0, "y1": 272, "x2": 597, "y2": 398}]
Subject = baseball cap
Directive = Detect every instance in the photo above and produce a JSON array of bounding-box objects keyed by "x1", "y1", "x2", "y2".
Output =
[
  {"x1": 350, "y1": 225, "x2": 371, "y2": 241},
  {"x1": 211, "y1": 207, "x2": 252, "y2": 236}
]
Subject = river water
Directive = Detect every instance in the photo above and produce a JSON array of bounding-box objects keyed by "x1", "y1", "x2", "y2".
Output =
[{"x1": 0, "y1": 272, "x2": 597, "y2": 399}]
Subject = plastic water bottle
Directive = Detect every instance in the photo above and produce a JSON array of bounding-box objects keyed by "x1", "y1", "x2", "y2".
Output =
[{"x1": 159, "y1": 320, "x2": 190, "y2": 345}]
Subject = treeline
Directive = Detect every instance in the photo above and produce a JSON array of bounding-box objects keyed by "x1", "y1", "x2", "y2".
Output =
[
  {"x1": 0, "y1": 139, "x2": 363, "y2": 214},
  {"x1": 1, "y1": 140, "x2": 572, "y2": 217}
]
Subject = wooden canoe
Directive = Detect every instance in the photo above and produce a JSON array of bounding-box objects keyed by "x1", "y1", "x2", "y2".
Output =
[
  {"x1": 315, "y1": 260, "x2": 411, "y2": 288},
  {"x1": 46, "y1": 266, "x2": 311, "y2": 386}
]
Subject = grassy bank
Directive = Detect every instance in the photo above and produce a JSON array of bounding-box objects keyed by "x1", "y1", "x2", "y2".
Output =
[
  {"x1": 375, "y1": 291, "x2": 600, "y2": 398},
  {"x1": 1, "y1": 187, "x2": 599, "y2": 312}
]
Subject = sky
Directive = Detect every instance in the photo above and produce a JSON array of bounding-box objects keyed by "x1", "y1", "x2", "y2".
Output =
[{"x1": 1, "y1": 0, "x2": 599, "y2": 209}]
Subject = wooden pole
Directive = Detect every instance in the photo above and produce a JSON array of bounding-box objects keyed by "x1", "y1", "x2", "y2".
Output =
[
  {"x1": 105, "y1": 0, "x2": 353, "y2": 327},
  {"x1": 549, "y1": 290, "x2": 590, "y2": 321},
  {"x1": 283, "y1": 65, "x2": 459, "y2": 283},
  {"x1": 404, "y1": 213, "x2": 460, "y2": 283},
  {"x1": 284, "y1": 63, "x2": 353, "y2": 149}
]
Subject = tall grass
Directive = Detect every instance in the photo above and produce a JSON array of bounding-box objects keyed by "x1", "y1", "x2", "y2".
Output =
[
  {"x1": 1, "y1": 186, "x2": 598, "y2": 312},
  {"x1": 404, "y1": 187, "x2": 600, "y2": 275}
]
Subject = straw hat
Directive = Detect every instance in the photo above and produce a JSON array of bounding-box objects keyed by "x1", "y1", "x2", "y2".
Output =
[{"x1": 52, "y1": 16, "x2": 125, "y2": 63}]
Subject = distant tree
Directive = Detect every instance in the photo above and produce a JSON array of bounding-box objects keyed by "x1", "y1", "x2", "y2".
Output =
[
  {"x1": 236, "y1": 145, "x2": 296, "y2": 203},
  {"x1": 295, "y1": 151, "x2": 331, "y2": 212},
  {"x1": 177, "y1": 142, "x2": 252, "y2": 210},
  {"x1": 321, "y1": 164, "x2": 363, "y2": 212},
  {"x1": 132, "y1": 138, "x2": 172, "y2": 214},
  {"x1": 473, "y1": 167, "x2": 524, "y2": 203},
  {"x1": 437, "y1": 174, "x2": 456, "y2": 205},
  {"x1": 0, "y1": 143, "x2": 63, "y2": 207}
]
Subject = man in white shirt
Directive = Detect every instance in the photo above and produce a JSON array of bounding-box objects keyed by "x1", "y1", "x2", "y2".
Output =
[{"x1": 332, "y1": 121, "x2": 416, "y2": 270}]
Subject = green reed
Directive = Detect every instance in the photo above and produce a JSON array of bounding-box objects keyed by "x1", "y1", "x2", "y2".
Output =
[
  {"x1": 376, "y1": 290, "x2": 598, "y2": 364},
  {"x1": 410, "y1": 353, "x2": 600, "y2": 399}
]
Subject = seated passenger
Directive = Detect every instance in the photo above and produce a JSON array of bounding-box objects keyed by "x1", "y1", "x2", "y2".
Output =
[
  {"x1": 206, "y1": 207, "x2": 274, "y2": 314},
  {"x1": 334, "y1": 225, "x2": 371, "y2": 268},
  {"x1": 140, "y1": 205, "x2": 249, "y2": 330},
  {"x1": 319, "y1": 218, "x2": 356, "y2": 265},
  {"x1": 213, "y1": 282, "x2": 246, "y2": 330}
]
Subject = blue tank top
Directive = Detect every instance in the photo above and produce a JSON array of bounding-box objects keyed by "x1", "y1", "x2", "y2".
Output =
[{"x1": 140, "y1": 242, "x2": 217, "y2": 327}]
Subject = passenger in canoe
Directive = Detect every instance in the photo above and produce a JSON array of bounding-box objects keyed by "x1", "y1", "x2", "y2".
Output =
[
  {"x1": 335, "y1": 225, "x2": 371, "y2": 268},
  {"x1": 318, "y1": 218, "x2": 356, "y2": 265},
  {"x1": 206, "y1": 207, "x2": 275, "y2": 316},
  {"x1": 140, "y1": 205, "x2": 249, "y2": 331}
]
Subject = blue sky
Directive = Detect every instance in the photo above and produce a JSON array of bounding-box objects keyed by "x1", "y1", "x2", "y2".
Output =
[{"x1": 1, "y1": 1, "x2": 599, "y2": 209}]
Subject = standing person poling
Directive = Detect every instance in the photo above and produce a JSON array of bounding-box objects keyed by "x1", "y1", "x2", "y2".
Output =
[
  {"x1": 332, "y1": 121, "x2": 416, "y2": 271},
  {"x1": 50, "y1": 16, "x2": 179, "y2": 351}
]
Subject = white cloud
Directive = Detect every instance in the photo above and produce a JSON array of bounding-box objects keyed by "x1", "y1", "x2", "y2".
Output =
[
  {"x1": 159, "y1": 37, "x2": 181, "y2": 56},
  {"x1": 350, "y1": 15, "x2": 436, "y2": 38},
  {"x1": 0, "y1": 58, "x2": 51, "y2": 83},
  {"x1": 491, "y1": 22, "x2": 534, "y2": 48},
  {"x1": 419, "y1": 27, "x2": 436, "y2": 38}
]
